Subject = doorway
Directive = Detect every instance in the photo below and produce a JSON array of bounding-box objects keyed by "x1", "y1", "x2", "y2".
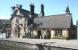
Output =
[{"x1": 37, "y1": 30, "x2": 41, "y2": 39}]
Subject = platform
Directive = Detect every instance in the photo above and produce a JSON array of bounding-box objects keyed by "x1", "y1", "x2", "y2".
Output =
[{"x1": 0, "y1": 38, "x2": 78, "y2": 50}]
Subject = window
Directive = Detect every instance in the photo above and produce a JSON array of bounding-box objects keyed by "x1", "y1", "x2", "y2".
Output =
[
  {"x1": 55, "y1": 29, "x2": 62, "y2": 36},
  {"x1": 47, "y1": 30, "x2": 51, "y2": 39}
]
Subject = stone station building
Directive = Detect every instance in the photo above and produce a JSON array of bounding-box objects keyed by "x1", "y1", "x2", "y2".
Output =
[{"x1": 10, "y1": 4, "x2": 76, "y2": 39}]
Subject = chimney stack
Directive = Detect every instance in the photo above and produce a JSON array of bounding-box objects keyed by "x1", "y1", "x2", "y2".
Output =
[
  {"x1": 41, "y1": 3, "x2": 44, "y2": 17},
  {"x1": 30, "y1": 4, "x2": 34, "y2": 18}
]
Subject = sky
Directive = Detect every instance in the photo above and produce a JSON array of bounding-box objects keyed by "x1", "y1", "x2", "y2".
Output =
[{"x1": 0, "y1": 0, "x2": 78, "y2": 25}]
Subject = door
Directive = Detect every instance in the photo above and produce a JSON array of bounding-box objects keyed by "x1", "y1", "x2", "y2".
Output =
[{"x1": 37, "y1": 30, "x2": 41, "y2": 39}]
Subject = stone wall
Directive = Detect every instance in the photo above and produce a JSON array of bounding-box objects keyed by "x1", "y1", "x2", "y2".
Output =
[
  {"x1": 62, "y1": 29, "x2": 68, "y2": 39},
  {"x1": 51, "y1": 30, "x2": 55, "y2": 38},
  {"x1": 32, "y1": 30, "x2": 37, "y2": 38},
  {"x1": 11, "y1": 17, "x2": 25, "y2": 38},
  {"x1": 11, "y1": 17, "x2": 17, "y2": 38}
]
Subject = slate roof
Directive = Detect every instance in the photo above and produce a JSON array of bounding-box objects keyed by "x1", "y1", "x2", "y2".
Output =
[
  {"x1": 11, "y1": 7, "x2": 38, "y2": 20},
  {"x1": 34, "y1": 14, "x2": 72, "y2": 29},
  {"x1": 11, "y1": 8, "x2": 30, "y2": 20}
]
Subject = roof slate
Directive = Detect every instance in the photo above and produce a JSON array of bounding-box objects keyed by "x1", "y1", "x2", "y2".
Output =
[
  {"x1": 34, "y1": 14, "x2": 72, "y2": 28},
  {"x1": 11, "y1": 7, "x2": 38, "y2": 20}
]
